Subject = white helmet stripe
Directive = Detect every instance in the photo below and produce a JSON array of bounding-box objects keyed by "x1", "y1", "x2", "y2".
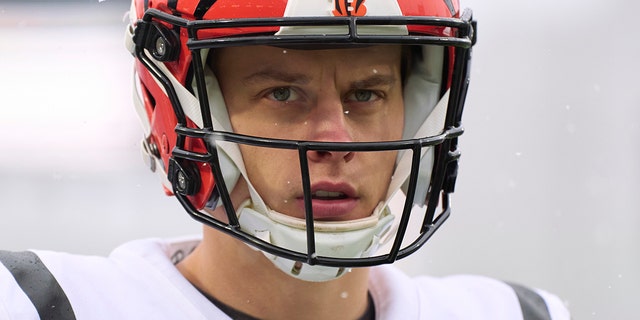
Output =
[
  {"x1": 277, "y1": 0, "x2": 408, "y2": 36},
  {"x1": 280, "y1": 0, "x2": 405, "y2": 17}
]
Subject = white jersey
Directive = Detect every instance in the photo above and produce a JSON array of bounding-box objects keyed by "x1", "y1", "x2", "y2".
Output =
[{"x1": 0, "y1": 237, "x2": 570, "y2": 319}]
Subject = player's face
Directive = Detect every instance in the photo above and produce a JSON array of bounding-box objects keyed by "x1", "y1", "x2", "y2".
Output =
[{"x1": 214, "y1": 45, "x2": 404, "y2": 221}]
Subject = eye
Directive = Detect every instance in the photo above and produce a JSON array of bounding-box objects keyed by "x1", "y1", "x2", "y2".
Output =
[
  {"x1": 354, "y1": 90, "x2": 373, "y2": 102},
  {"x1": 346, "y1": 89, "x2": 378, "y2": 102},
  {"x1": 268, "y1": 87, "x2": 293, "y2": 102}
]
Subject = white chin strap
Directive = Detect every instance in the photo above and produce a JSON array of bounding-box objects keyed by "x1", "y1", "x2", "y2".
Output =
[{"x1": 237, "y1": 200, "x2": 395, "y2": 282}]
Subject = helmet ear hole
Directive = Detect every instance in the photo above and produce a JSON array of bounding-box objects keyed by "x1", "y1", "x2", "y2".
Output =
[{"x1": 146, "y1": 22, "x2": 180, "y2": 61}]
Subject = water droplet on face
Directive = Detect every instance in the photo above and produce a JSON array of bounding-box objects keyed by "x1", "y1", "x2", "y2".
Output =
[
  {"x1": 282, "y1": 50, "x2": 287, "y2": 54},
  {"x1": 340, "y1": 291, "x2": 349, "y2": 299}
]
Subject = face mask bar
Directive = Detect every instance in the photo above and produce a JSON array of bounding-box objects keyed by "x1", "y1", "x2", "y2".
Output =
[
  {"x1": 132, "y1": 8, "x2": 476, "y2": 268},
  {"x1": 171, "y1": 127, "x2": 462, "y2": 267}
]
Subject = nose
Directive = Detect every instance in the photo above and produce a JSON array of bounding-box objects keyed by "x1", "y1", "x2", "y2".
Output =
[
  {"x1": 307, "y1": 149, "x2": 355, "y2": 163},
  {"x1": 306, "y1": 92, "x2": 354, "y2": 163}
]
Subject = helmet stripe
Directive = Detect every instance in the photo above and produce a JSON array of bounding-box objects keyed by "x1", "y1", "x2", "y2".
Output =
[
  {"x1": 168, "y1": 0, "x2": 178, "y2": 10},
  {"x1": 442, "y1": 0, "x2": 456, "y2": 16},
  {"x1": 194, "y1": 0, "x2": 217, "y2": 20}
]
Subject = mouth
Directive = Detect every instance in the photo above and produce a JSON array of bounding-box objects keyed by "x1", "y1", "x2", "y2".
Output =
[
  {"x1": 296, "y1": 183, "x2": 359, "y2": 220},
  {"x1": 311, "y1": 190, "x2": 349, "y2": 200}
]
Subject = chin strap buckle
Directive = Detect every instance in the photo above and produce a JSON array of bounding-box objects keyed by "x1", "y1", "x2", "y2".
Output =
[{"x1": 141, "y1": 136, "x2": 160, "y2": 173}]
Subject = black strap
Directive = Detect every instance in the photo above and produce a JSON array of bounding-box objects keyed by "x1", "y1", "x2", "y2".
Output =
[
  {"x1": 0, "y1": 250, "x2": 76, "y2": 320},
  {"x1": 506, "y1": 282, "x2": 552, "y2": 320}
]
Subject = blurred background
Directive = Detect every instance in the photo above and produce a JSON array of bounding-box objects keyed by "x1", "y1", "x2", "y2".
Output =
[{"x1": 1, "y1": 0, "x2": 638, "y2": 318}]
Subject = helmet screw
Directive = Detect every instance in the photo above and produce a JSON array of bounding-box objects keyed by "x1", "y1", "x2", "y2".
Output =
[
  {"x1": 145, "y1": 22, "x2": 179, "y2": 61},
  {"x1": 155, "y1": 37, "x2": 167, "y2": 57},
  {"x1": 176, "y1": 170, "x2": 187, "y2": 192},
  {"x1": 168, "y1": 159, "x2": 200, "y2": 196}
]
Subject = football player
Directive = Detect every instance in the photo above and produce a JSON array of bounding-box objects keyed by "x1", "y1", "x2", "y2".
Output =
[{"x1": 0, "y1": 0, "x2": 570, "y2": 319}]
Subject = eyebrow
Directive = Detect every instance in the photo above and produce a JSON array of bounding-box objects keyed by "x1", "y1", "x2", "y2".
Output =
[
  {"x1": 242, "y1": 68, "x2": 398, "y2": 89},
  {"x1": 350, "y1": 74, "x2": 397, "y2": 90},
  {"x1": 242, "y1": 68, "x2": 311, "y2": 86}
]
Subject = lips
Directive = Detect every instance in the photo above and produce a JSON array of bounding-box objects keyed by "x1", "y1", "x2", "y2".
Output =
[{"x1": 296, "y1": 182, "x2": 358, "y2": 220}]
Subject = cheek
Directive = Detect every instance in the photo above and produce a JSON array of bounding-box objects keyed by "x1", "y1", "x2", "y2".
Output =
[
  {"x1": 239, "y1": 145, "x2": 300, "y2": 198},
  {"x1": 372, "y1": 151, "x2": 398, "y2": 182},
  {"x1": 362, "y1": 95, "x2": 405, "y2": 141}
]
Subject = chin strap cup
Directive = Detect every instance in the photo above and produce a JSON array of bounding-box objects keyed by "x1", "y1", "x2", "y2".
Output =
[{"x1": 236, "y1": 200, "x2": 395, "y2": 282}]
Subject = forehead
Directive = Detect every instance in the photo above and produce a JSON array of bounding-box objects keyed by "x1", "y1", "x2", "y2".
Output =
[{"x1": 211, "y1": 45, "x2": 403, "y2": 74}]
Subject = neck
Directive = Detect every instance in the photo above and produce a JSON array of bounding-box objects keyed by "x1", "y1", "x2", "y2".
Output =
[{"x1": 178, "y1": 226, "x2": 372, "y2": 319}]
